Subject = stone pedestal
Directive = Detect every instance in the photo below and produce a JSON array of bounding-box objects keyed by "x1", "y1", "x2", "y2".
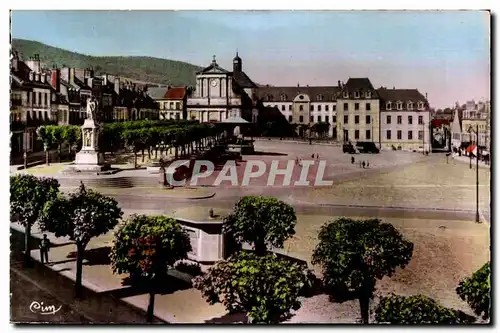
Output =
[{"x1": 66, "y1": 119, "x2": 109, "y2": 173}]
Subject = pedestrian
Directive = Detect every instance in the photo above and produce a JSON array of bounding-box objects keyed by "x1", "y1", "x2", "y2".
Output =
[
  {"x1": 362, "y1": 161, "x2": 366, "y2": 169},
  {"x1": 295, "y1": 157, "x2": 299, "y2": 165},
  {"x1": 311, "y1": 153, "x2": 315, "y2": 159},
  {"x1": 367, "y1": 161, "x2": 370, "y2": 168},
  {"x1": 316, "y1": 154, "x2": 319, "y2": 159},
  {"x1": 39, "y1": 234, "x2": 51, "y2": 264},
  {"x1": 351, "y1": 156, "x2": 355, "y2": 164}
]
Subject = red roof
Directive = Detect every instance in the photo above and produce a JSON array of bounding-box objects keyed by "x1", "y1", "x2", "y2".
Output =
[
  {"x1": 165, "y1": 87, "x2": 186, "y2": 100},
  {"x1": 432, "y1": 119, "x2": 450, "y2": 127}
]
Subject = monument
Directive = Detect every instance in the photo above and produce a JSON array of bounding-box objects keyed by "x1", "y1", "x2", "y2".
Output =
[{"x1": 66, "y1": 96, "x2": 109, "y2": 173}]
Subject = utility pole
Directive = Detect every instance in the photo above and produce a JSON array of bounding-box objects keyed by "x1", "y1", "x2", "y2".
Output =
[
  {"x1": 422, "y1": 119, "x2": 425, "y2": 155},
  {"x1": 476, "y1": 123, "x2": 480, "y2": 223}
]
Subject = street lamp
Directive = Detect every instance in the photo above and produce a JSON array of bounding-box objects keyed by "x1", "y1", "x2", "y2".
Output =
[{"x1": 468, "y1": 124, "x2": 480, "y2": 223}]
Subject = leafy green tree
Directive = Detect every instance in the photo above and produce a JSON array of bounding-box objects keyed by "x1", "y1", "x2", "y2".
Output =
[
  {"x1": 10, "y1": 174, "x2": 60, "y2": 266},
  {"x1": 456, "y1": 262, "x2": 491, "y2": 320},
  {"x1": 223, "y1": 196, "x2": 297, "y2": 256},
  {"x1": 40, "y1": 183, "x2": 123, "y2": 297},
  {"x1": 311, "y1": 218, "x2": 414, "y2": 324},
  {"x1": 110, "y1": 214, "x2": 192, "y2": 322},
  {"x1": 62, "y1": 125, "x2": 81, "y2": 159},
  {"x1": 122, "y1": 129, "x2": 140, "y2": 168},
  {"x1": 193, "y1": 251, "x2": 313, "y2": 323},
  {"x1": 374, "y1": 294, "x2": 472, "y2": 324},
  {"x1": 48, "y1": 125, "x2": 65, "y2": 163},
  {"x1": 36, "y1": 125, "x2": 53, "y2": 165}
]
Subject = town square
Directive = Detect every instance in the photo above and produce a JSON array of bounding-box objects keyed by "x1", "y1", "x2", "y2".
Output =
[{"x1": 8, "y1": 10, "x2": 491, "y2": 325}]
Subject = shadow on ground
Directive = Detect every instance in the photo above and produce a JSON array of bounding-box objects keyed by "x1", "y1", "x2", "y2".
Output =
[
  {"x1": 100, "y1": 274, "x2": 192, "y2": 299},
  {"x1": 67, "y1": 246, "x2": 112, "y2": 266}
]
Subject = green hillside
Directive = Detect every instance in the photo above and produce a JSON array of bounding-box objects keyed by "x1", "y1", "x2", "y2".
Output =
[{"x1": 11, "y1": 38, "x2": 203, "y2": 87}]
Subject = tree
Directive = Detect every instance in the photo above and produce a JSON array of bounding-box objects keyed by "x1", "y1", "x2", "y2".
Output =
[
  {"x1": 311, "y1": 218, "x2": 414, "y2": 324},
  {"x1": 110, "y1": 214, "x2": 192, "y2": 322},
  {"x1": 39, "y1": 183, "x2": 123, "y2": 297},
  {"x1": 456, "y1": 262, "x2": 491, "y2": 320},
  {"x1": 48, "y1": 125, "x2": 65, "y2": 163},
  {"x1": 374, "y1": 294, "x2": 473, "y2": 324},
  {"x1": 122, "y1": 129, "x2": 140, "y2": 168},
  {"x1": 36, "y1": 125, "x2": 53, "y2": 165},
  {"x1": 223, "y1": 196, "x2": 297, "y2": 256},
  {"x1": 10, "y1": 174, "x2": 60, "y2": 266},
  {"x1": 193, "y1": 251, "x2": 313, "y2": 323},
  {"x1": 62, "y1": 125, "x2": 81, "y2": 159}
]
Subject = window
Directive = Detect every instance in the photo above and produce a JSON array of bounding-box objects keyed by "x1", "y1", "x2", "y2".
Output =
[
  {"x1": 299, "y1": 105, "x2": 304, "y2": 111},
  {"x1": 355, "y1": 130, "x2": 360, "y2": 139},
  {"x1": 267, "y1": 95, "x2": 273, "y2": 101},
  {"x1": 289, "y1": 105, "x2": 292, "y2": 111},
  {"x1": 408, "y1": 131, "x2": 413, "y2": 140},
  {"x1": 310, "y1": 116, "x2": 313, "y2": 123},
  {"x1": 38, "y1": 92, "x2": 41, "y2": 106},
  {"x1": 299, "y1": 115, "x2": 304, "y2": 123},
  {"x1": 44, "y1": 93, "x2": 48, "y2": 106},
  {"x1": 397, "y1": 115, "x2": 402, "y2": 124},
  {"x1": 386, "y1": 115, "x2": 391, "y2": 124},
  {"x1": 418, "y1": 130, "x2": 423, "y2": 140},
  {"x1": 366, "y1": 103, "x2": 371, "y2": 111},
  {"x1": 408, "y1": 116, "x2": 413, "y2": 124},
  {"x1": 333, "y1": 116, "x2": 337, "y2": 123},
  {"x1": 354, "y1": 91, "x2": 360, "y2": 98},
  {"x1": 325, "y1": 116, "x2": 329, "y2": 123},
  {"x1": 387, "y1": 130, "x2": 392, "y2": 140},
  {"x1": 325, "y1": 105, "x2": 329, "y2": 111},
  {"x1": 418, "y1": 116, "x2": 423, "y2": 124},
  {"x1": 310, "y1": 105, "x2": 314, "y2": 111},
  {"x1": 355, "y1": 103, "x2": 360, "y2": 111},
  {"x1": 366, "y1": 91, "x2": 371, "y2": 98},
  {"x1": 366, "y1": 115, "x2": 371, "y2": 124},
  {"x1": 288, "y1": 115, "x2": 292, "y2": 122},
  {"x1": 408, "y1": 102, "x2": 413, "y2": 110},
  {"x1": 38, "y1": 111, "x2": 42, "y2": 119},
  {"x1": 397, "y1": 102, "x2": 403, "y2": 110},
  {"x1": 343, "y1": 103, "x2": 348, "y2": 111},
  {"x1": 317, "y1": 116, "x2": 321, "y2": 122},
  {"x1": 366, "y1": 130, "x2": 371, "y2": 140},
  {"x1": 176, "y1": 102, "x2": 181, "y2": 110},
  {"x1": 344, "y1": 115, "x2": 348, "y2": 124},
  {"x1": 176, "y1": 114, "x2": 180, "y2": 120},
  {"x1": 397, "y1": 130, "x2": 402, "y2": 140},
  {"x1": 418, "y1": 102, "x2": 424, "y2": 110},
  {"x1": 333, "y1": 105, "x2": 336, "y2": 111},
  {"x1": 281, "y1": 105, "x2": 285, "y2": 111},
  {"x1": 386, "y1": 102, "x2": 392, "y2": 110},
  {"x1": 317, "y1": 94, "x2": 324, "y2": 101},
  {"x1": 318, "y1": 105, "x2": 322, "y2": 111},
  {"x1": 281, "y1": 94, "x2": 287, "y2": 101},
  {"x1": 170, "y1": 102, "x2": 174, "y2": 109},
  {"x1": 27, "y1": 92, "x2": 31, "y2": 105},
  {"x1": 343, "y1": 91, "x2": 348, "y2": 98},
  {"x1": 299, "y1": 95, "x2": 304, "y2": 100},
  {"x1": 355, "y1": 115, "x2": 359, "y2": 124}
]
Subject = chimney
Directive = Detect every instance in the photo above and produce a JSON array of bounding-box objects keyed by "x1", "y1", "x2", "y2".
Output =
[
  {"x1": 51, "y1": 69, "x2": 60, "y2": 91},
  {"x1": 114, "y1": 77, "x2": 120, "y2": 95},
  {"x1": 87, "y1": 77, "x2": 93, "y2": 89},
  {"x1": 297, "y1": 83, "x2": 300, "y2": 87},
  {"x1": 425, "y1": 92, "x2": 428, "y2": 100},
  {"x1": 70, "y1": 68, "x2": 75, "y2": 84},
  {"x1": 40, "y1": 73, "x2": 46, "y2": 83},
  {"x1": 11, "y1": 52, "x2": 18, "y2": 72},
  {"x1": 167, "y1": 85, "x2": 171, "y2": 90},
  {"x1": 338, "y1": 80, "x2": 341, "y2": 87},
  {"x1": 61, "y1": 67, "x2": 70, "y2": 83},
  {"x1": 393, "y1": 86, "x2": 395, "y2": 90},
  {"x1": 103, "y1": 74, "x2": 108, "y2": 85}
]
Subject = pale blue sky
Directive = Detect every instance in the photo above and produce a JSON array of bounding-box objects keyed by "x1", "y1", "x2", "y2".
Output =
[{"x1": 11, "y1": 10, "x2": 490, "y2": 108}]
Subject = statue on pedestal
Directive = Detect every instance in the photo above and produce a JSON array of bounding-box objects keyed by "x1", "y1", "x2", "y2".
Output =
[{"x1": 86, "y1": 96, "x2": 99, "y2": 121}]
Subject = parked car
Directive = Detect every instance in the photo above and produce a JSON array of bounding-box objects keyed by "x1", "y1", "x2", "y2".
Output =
[
  {"x1": 356, "y1": 141, "x2": 380, "y2": 154},
  {"x1": 342, "y1": 143, "x2": 357, "y2": 154}
]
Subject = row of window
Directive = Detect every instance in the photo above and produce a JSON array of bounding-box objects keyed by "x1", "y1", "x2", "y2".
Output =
[
  {"x1": 162, "y1": 101, "x2": 182, "y2": 110},
  {"x1": 386, "y1": 101, "x2": 425, "y2": 110},
  {"x1": 386, "y1": 130, "x2": 424, "y2": 141},
  {"x1": 342, "y1": 91, "x2": 372, "y2": 99},
  {"x1": 386, "y1": 115, "x2": 424, "y2": 125},
  {"x1": 291, "y1": 115, "x2": 337, "y2": 123},
  {"x1": 268, "y1": 94, "x2": 333, "y2": 102},
  {"x1": 346, "y1": 130, "x2": 372, "y2": 140},
  {"x1": 342, "y1": 115, "x2": 372, "y2": 124},
  {"x1": 277, "y1": 103, "x2": 374, "y2": 112},
  {"x1": 26, "y1": 92, "x2": 50, "y2": 107}
]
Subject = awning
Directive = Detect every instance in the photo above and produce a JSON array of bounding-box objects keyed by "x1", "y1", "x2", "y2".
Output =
[{"x1": 466, "y1": 145, "x2": 476, "y2": 153}]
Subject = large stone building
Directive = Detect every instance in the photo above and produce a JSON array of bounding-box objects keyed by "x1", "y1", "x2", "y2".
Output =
[
  {"x1": 377, "y1": 87, "x2": 431, "y2": 151},
  {"x1": 256, "y1": 85, "x2": 340, "y2": 137},
  {"x1": 461, "y1": 100, "x2": 490, "y2": 149},
  {"x1": 186, "y1": 54, "x2": 258, "y2": 122}
]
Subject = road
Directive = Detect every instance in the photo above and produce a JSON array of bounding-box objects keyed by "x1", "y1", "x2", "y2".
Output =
[{"x1": 109, "y1": 193, "x2": 479, "y2": 222}]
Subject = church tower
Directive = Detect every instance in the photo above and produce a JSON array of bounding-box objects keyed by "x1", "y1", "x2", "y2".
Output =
[{"x1": 233, "y1": 52, "x2": 242, "y2": 72}]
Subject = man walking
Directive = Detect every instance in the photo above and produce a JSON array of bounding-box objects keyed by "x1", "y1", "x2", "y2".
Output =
[{"x1": 39, "y1": 234, "x2": 51, "y2": 264}]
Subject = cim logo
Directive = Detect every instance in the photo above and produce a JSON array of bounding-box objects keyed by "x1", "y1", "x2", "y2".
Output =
[{"x1": 29, "y1": 301, "x2": 62, "y2": 315}]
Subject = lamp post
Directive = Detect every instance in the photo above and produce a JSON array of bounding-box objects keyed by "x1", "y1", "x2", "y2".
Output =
[
  {"x1": 422, "y1": 120, "x2": 425, "y2": 155},
  {"x1": 468, "y1": 125, "x2": 481, "y2": 223}
]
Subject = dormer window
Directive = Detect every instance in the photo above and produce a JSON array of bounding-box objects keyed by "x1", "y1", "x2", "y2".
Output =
[
  {"x1": 396, "y1": 102, "x2": 403, "y2": 110},
  {"x1": 299, "y1": 95, "x2": 304, "y2": 100},
  {"x1": 418, "y1": 102, "x2": 424, "y2": 110},
  {"x1": 366, "y1": 91, "x2": 371, "y2": 98},
  {"x1": 343, "y1": 91, "x2": 348, "y2": 98},
  {"x1": 267, "y1": 94, "x2": 274, "y2": 102},
  {"x1": 280, "y1": 94, "x2": 287, "y2": 101},
  {"x1": 386, "y1": 102, "x2": 392, "y2": 110},
  {"x1": 407, "y1": 102, "x2": 413, "y2": 110},
  {"x1": 317, "y1": 94, "x2": 324, "y2": 101},
  {"x1": 354, "y1": 91, "x2": 360, "y2": 98}
]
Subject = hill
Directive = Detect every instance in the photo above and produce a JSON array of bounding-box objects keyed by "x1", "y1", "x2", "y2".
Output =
[{"x1": 11, "y1": 39, "x2": 203, "y2": 87}]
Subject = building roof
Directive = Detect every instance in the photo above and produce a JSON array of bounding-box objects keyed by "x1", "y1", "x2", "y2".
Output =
[
  {"x1": 147, "y1": 87, "x2": 169, "y2": 100},
  {"x1": 232, "y1": 71, "x2": 257, "y2": 89},
  {"x1": 376, "y1": 88, "x2": 428, "y2": 103},
  {"x1": 165, "y1": 87, "x2": 187, "y2": 100},
  {"x1": 255, "y1": 86, "x2": 341, "y2": 102},
  {"x1": 196, "y1": 57, "x2": 230, "y2": 75},
  {"x1": 342, "y1": 78, "x2": 375, "y2": 91}
]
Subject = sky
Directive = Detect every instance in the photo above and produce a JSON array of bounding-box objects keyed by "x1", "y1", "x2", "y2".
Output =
[{"x1": 11, "y1": 10, "x2": 490, "y2": 108}]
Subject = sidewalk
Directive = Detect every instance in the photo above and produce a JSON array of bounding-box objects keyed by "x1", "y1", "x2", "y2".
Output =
[
  {"x1": 10, "y1": 223, "x2": 227, "y2": 323},
  {"x1": 452, "y1": 155, "x2": 490, "y2": 169}
]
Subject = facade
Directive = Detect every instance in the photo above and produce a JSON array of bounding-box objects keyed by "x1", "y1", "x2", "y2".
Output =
[
  {"x1": 164, "y1": 87, "x2": 188, "y2": 120},
  {"x1": 336, "y1": 78, "x2": 381, "y2": 144},
  {"x1": 255, "y1": 85, "x2": 340, "y2": 137},
  {"x1": 377, "y1": 88, "x2": 431, "y2": 151},
  {"x1": 461, "y1": 100, "x2": 490, "y2": 149},
  {"x1": 148, "y1": 86, "x2": 170, "y2": 119},
  {"x1": 187, "y1": 54, "x2": 257, "y2": 122}
]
